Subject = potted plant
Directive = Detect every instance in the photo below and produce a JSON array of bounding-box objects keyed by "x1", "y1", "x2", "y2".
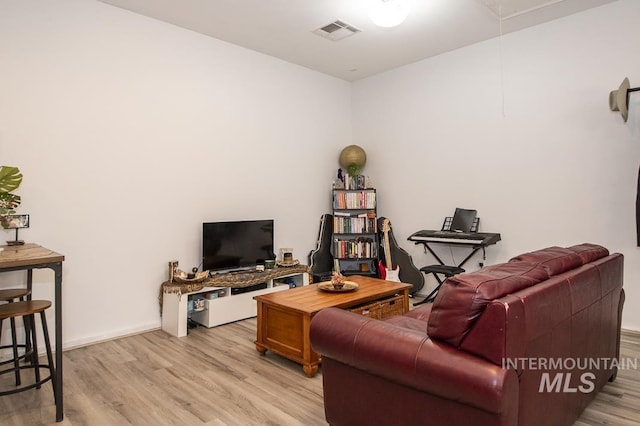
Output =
[{"x1": 0, "y1": 166, "x2": 23, "y2": 228}]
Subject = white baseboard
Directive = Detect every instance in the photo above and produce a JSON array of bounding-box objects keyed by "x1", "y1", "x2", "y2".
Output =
[{"x1": 63, "y1": 321, "x2": 161, "y2": 351}]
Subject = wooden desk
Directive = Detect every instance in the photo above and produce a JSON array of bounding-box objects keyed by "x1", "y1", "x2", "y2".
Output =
[
  {"x1": 254, "y1": 275, "x2": 411, "y2": 377},
  {"x1": 0, "y1": 243, "x2": 65, "y2": 422}
]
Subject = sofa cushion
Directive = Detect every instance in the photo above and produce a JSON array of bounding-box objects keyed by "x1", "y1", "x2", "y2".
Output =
[
  {"x1": 458, "y1": 296, "x2": 526, "y2": 366},
  {"x1": 383, "y1": 315, "x2": 430, "y2": 333},
  {"x1": 427, "y1": 261, "x2": 549, "y2": 347},
  {"x1": 404, "y1": 304, "x2": 432, "y2": 322},
  {"x1": 566, "y1": 243, "x2": 609, "y2": 264},
  {"x1": 510, "y1": 246, "x2": 583, "y2": 276}
]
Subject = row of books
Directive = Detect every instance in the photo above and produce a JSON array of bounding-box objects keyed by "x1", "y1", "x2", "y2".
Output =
[
  {"x1": 333, "y1": 174, "x2": 372, "y2": 190},
  {"x1": 333, "y1": 237, "x2": 378, "y2": 259},
  {"x1": 333, "y1": 216, "x2": 378, "y2": 234},
  {"x1": 333, "y1": 191, "x2": 376, "y2": 210}
]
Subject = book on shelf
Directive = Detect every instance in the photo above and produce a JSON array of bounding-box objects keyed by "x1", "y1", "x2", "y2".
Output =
[
  {"x1": 333, "y1": 216, "x2": 378, "y2": 234},
  {"x1": 334, "y1": 211, "x2": 352, "y2": 217},
  {"x1": 341, "y1": 174, "x2": 372, "y2": 190},
  {"x1": 333, "y1": 191, "x2": 376, "y2": 210},
  {"x1": 333, "y1": 237, "x2": 377, "y2": 259}
]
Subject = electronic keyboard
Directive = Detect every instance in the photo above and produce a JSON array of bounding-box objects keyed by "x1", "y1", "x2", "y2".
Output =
[{"x1": 408, "y1": 230, "x2": 501, "y2": 246}]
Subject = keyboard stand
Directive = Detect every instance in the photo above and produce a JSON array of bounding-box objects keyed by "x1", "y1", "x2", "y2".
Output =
[
  {"x1": 408, "y1": 223, "x2": 501, "y2": 306},
  {"x1": 420, "y1": 240, "x2": 488, "y2": 270}
]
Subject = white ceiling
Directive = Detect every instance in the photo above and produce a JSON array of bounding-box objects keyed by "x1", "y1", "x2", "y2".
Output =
[{"x1": 97, "y1": 0, "x2": 616, "y2": 81}]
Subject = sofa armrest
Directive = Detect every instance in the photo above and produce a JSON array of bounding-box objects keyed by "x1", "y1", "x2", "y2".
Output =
[{"x1": 310, "y1": 307, "x2": 518, "y2": 414}]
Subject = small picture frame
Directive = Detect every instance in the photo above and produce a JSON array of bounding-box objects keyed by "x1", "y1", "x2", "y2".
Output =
[
  {"x1": 2, "y1": 214, "x2": 29, "y2": 229},
  {"x1": 2, "y1": 214, "x2": 30, "y2": 245}
]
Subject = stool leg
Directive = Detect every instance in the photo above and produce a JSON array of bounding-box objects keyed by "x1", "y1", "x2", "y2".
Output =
[
  {"x1": 29, "y1": 313, "x2": 42, "y2": 389},
  {"x1": 20, "y1": 296, "x2": 33, "y2": 364},
  {"x1": 10, "y1": 316, "x2": 21, "y2": 386},
  {"x1": 22, "y1": 314, "x2": 35, "y2": 365},
  {"x1": 40, "y1": 310, "x2": 56, "y2": 402}
]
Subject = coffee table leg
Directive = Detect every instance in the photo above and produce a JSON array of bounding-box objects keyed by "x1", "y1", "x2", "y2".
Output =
[
  {"x1": 303, "y1": 363, "x2": 318, "y2": 378},
  {"x1": 255, "y1": 343, "x2": 267, "y2": 355},
  {"x1": 255, "y1": 301, "x2": 267, "y2": 356}
]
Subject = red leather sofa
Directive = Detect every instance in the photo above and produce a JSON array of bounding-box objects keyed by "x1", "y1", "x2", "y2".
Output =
[{"x1": 309, "y1": 244, "x2": 625, "y2": 426}]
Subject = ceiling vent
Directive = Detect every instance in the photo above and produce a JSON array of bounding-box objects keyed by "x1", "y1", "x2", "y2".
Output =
[{"x1": 312, "y1": 20, "x2": 361, "y2": 41}]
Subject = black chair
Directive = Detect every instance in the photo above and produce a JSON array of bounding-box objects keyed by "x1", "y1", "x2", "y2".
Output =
[{"x1": 413, "y1": 265, "x2": 465, "y2": 305}]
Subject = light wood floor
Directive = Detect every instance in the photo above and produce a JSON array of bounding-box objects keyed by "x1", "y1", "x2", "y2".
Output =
[{"x1": 1, "y1": 320, "x2": 639, "y2": 425}]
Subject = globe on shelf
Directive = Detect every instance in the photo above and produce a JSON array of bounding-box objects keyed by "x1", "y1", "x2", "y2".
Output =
[{"x1": 339, "y1": 145, "x2": 367, "y2": 176}]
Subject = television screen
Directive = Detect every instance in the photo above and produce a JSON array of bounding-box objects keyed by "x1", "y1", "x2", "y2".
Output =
[{"x1": 202, "y1": 220, "x2": 274, "y2": 272}]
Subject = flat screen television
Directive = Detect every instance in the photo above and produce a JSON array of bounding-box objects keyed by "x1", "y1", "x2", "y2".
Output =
[{"x1": 202, "y1": 220, "x2": 275, "y2": 272}]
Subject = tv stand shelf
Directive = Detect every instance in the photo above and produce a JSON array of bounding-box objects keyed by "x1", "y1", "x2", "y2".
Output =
[{"x1": 161, "y1": 265, "x2": 310, "y2": 337}]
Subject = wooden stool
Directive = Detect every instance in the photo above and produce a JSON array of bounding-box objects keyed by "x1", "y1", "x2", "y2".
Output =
[
  {"x1": 413, "y1": 265, "x2": 465, "y2": 306},
  {"x1": 0, "y1": 288, "x2": 32, "y2": 386},
  {"x1": 0, "y1": 300, "x2": 56, "y2": 400}
]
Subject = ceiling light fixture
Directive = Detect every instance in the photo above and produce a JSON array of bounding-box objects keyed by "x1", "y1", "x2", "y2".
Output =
[{"x1": 369, "y1": 0, "x2": 411, "y2": 28}]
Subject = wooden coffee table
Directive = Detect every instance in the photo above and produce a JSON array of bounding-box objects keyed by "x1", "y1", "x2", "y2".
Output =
[{"x1": 254, "y1": 275, "x2": 411, "y2": 377}]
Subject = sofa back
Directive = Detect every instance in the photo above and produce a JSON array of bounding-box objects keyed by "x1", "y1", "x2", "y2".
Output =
[
  {"x1": 426, "y1": 244, "x2": 624, "y2": 426},
  {"x1": 427, "y1": 244, "x2": 621, "y2": 364},
  {"x1": 426, "y1": 260, "x2": 549, "y2": 347}
]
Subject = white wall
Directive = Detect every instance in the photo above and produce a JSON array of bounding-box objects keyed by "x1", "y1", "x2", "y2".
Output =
[
  {"x1": 0, "y1": 0, "x2": 351, "y2": 348},
  {"x1": 353, "y1": 0, "x2": 640, "y2": 329},
  {"x1": 2, "y1": 0, "x2": 638, "y2": 351}
]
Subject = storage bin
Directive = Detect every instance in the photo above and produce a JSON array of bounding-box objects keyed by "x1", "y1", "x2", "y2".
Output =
[{"x1": 349, "y1": 294, "x2": 405, "y2": 319}]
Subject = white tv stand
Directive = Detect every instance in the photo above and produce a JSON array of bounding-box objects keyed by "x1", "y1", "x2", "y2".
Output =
[{"x1": 161, "y1": 266, "x2": 309, "y2": 337}]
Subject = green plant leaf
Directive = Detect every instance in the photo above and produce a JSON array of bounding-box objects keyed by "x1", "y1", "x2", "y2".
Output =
[
  {"x1": 0, "y1": 192, "x2": 21, "y2": 217},
  {"x1": 0, "y1": 166, "x2": 23, "y2": 193},
  {"x1": 347, "y1": 163, "x2": 361, "y2": 176}
]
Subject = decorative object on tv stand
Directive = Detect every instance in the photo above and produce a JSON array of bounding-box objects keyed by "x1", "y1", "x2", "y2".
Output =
[
  {"x1": 609, "y1": 77, "x2": 640, "y2": 122},
  {"x1": 169, "y1": 260, "x2": 209, "y2": 283},
  {"x1": 277, "y1": 248, "x2": 299, "y2": 267},
  {"x1": 168, "y1": 260, "x2": 179, "y2": 282}
]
